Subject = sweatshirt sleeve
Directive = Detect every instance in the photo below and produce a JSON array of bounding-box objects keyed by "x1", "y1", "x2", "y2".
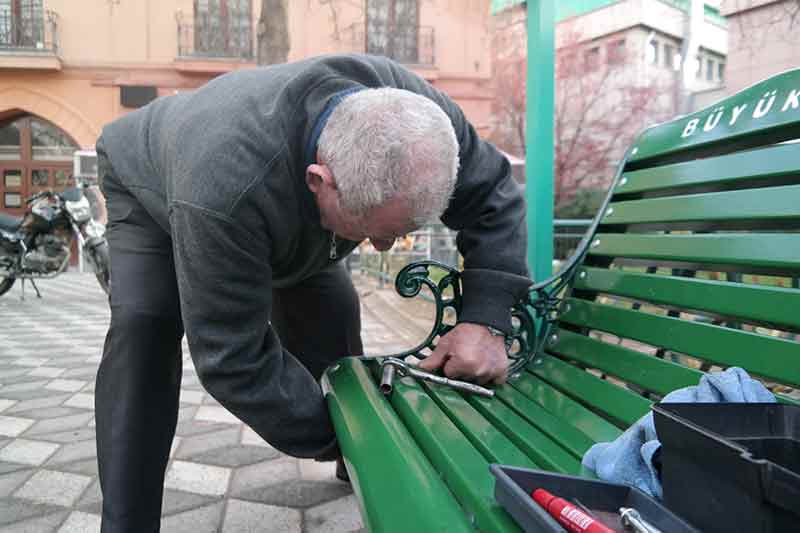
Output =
[
  {"x1": 169, "y1": 200, "x2": 338, "y2": 459},
  {"x1": 391, "y1": 63, "x2": 532, "y2": 333}
]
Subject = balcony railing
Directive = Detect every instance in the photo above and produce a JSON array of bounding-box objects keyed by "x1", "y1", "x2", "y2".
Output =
[
  {"x1": 176, "y1": 14, "x2": 253, "y2": 60},
  {"x1": 343, "y1": 23, "x2": 435, "y2": 66},
  {"x1": 0, "y1": 9, "x2": 58, "y2": 54}
]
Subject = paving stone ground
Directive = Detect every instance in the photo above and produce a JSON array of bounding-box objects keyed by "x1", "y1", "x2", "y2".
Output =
[{"x1": 0, "y1": 272, "x2": 427, "y2": 532}]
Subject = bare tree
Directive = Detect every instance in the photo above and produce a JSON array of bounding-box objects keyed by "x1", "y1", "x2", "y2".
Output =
[
  {"x1": 257, "y1": 0, "x2": 289, "y2": 65},
  {"x1": 489, "y1": 7, "x2": 527, "y2": 156},
  {"x1": 256, "y1": 0, "x2": 433, "y2": 65},
  {"x1": 493, "y1": 55, "x2": 527, "y2": 156},
  {"x1": 256, "y1": 0, "x2": 365, "y2": 64},
  {"x1": 311, "y1": 0, "x2": 367, "y2": 42},
  {"x1": 490, "y1": 26, "x2": 666, "y2": 209},
  {"x1": 730, "y1": 0, "x2": 800, "y2": 58},
  {"x1": 785, "y1": 0, "x2": 800, "y2": 25},
  {"x1": 553, "y1": 31, "x2": 665, "y2": 207}
]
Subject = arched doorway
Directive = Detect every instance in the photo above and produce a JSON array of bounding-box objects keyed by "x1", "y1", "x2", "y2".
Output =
[{"x1": 0, "y1": 113, "x2": 79, "y2": 216}]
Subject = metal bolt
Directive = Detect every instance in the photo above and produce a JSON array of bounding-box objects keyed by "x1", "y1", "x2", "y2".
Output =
[
  {"x1": 579, "y1": 270, "x2": 587, "y2": 279},
  {"x1": 511, "y1": 373, "x2": 521, "y2": 380},
  {"x1": 592, "y1": 239, "x2": 601, "y2": 248},
  {"x1": 533, "y1": 358, "x2": 543, "y2": 365},
  {"x1": 549, "y1": 333, "x2": 559, "y2": 345},
  {"x1": 619, "y1": 177, "x2": 628, "y2": 187},
  {"x1": 631, "y1": 147, "x2": 639, "y2": 155},
  {"x1": 606, "y1": 207, "x2": 614, "y2": 217}
]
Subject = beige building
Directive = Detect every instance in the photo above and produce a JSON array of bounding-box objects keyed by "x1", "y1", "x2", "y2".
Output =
[
  {"x1": 0, "y1": 0, "x2": 493, "y2": 216},
  {"x1": 719, "y1": 0, "x2": 800, "y2": 94},
  {"x1": 490, "y1": 0, "x2": 727, "y2": 207}
]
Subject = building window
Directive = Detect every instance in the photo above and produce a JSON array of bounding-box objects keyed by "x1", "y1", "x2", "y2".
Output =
[
  {"x1": 31, "y1": 118, "x2": 77, "y2": 161},
  {"x1": 4, "y1": 169, "x2": 21, "y2": 188},
  {"x1": 4, "y1": 192, "x2": 21, "y2": 208},
  {"x1": 0, "y1": 120, "x2": 21, "y2": 160},
  {"x1": 672, "y1": 51, "x2": 682, "y2": 71},
  {"x1": 193, "y1": 0, "x2": 252, "y2": 59},
  {"x1": 706, "y1": 58, "x2": 714, "y2": 81},
  {"x1": 663, "y1": 43, "x2": 681, "y2": 70},
  {"x1": 695, "y1": 55, "x2": 702, "y2": 79},
  {"x1": 31, "y1": 168, "x2": 49, "y2": 187},
  {"x1": 646, "y1": 39, "x2": 659, "y2": 65},
  {"x1": 718, "y1": 62, "x2": 725, "y2": 83},
  {"x1": 607, "y1": 39, "x2": 625, "y2": 65},
  {"x1": 0, "y1": 115, "x2": 77, "y2": 214},
  {"x1": 54, "y1": 169, "x2": 70, "y2": 186},
  {"x1": 0, "y1": 0, "x2": 44, "y2": 49},
  {"x1": 367, "y1": 0, "x2": 419, "y2": 64}
]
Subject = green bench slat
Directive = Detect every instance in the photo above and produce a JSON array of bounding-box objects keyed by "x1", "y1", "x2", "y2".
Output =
[
  {"x1": 494, "y1": 385, "x2": 596, "y2": 459},
  {"x1": 511, "y1": 373, "x2": 623, "y2": 445},
  {"x1": 617, "y1": 143, "x2": 800, "y2": 196},
  {"x1": 324, "y1": 70, "x2": 800, "y2": 531},
  {"x1": 421, "y1": 382, "x2": 537, "y2": 469},
  {"x1": 465, "y1": 392, "x2": 584, "y2": 475},
  {"x1": 551, "y1": 329, "x2": 703, "y2": 396},
  {"x1": 589, "y1": 233, "x2": 800, "y2": 270},
  {"x1": 574, "y1": 266, "x2": 800, "y2": 330},
  {"x1": 390, "y1": 378, "x2": 522, "y2": 533},
  {"x1": 561, "y1": 298, "x2": 800, "y2": 387},
  {"x1": 604, "y1": 184, "x2": 800, "y2": 226},
  {"x1": 528, "y1": 354, "x2": 652, "y2": 428},
  {"x1": 628, "y1": 69, "x2": 800, "y2": 164},
  {"x1": 322, "y1": 358, "x2": 475, "y2": 533},
  {"x1": 779, "y1": 395, "x2": 800, "y2": 406}
]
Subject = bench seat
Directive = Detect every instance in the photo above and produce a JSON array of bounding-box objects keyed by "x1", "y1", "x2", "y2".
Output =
[{"x1": 322, "y1": 69, "x2": 800, "y2": 532}]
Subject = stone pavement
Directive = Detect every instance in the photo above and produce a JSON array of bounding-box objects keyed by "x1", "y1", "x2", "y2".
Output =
[{"x1": 0, "y1": 272, "x2": 428, "y2": 532}]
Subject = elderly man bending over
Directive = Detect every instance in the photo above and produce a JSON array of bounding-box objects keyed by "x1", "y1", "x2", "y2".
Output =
[{"x1": 94, "y1": 53, "x2": 530, "y2": 532}]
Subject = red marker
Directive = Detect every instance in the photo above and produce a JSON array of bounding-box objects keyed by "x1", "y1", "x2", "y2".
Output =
[{"x1": 532, "y1": 489, "x2": 617, "y2": 533}]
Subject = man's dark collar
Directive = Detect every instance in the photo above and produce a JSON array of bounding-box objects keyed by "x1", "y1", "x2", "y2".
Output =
[{"x1": 304, "y1": 85, "x2": 366, "y2": 168}]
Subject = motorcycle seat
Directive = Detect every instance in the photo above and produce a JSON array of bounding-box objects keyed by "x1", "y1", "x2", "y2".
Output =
[{"x1": 0, "y1": 212, "x2": 23, "y2": 232}]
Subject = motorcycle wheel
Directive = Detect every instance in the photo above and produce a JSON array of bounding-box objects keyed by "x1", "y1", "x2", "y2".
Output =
[
  {"x1": 93, "y1": 241, "x2": 110, "y2": 295},
  {"x1": 0, "y1": 275, "x2": 15, "y2": 297}
]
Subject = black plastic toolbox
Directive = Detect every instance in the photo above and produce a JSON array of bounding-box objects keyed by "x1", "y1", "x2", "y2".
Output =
[
  {"x1": 653, "y1": 402, "x2": 800, "y2": 533},
  {"x1": 490, "y1": 464, "x2": 699, "y2": 532}
]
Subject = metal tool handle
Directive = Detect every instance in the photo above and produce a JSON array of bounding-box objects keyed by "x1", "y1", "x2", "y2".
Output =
[
  {"x1": 405, "y1": 367, "x2": 495, "y2": 397},
  {"x1": 620, "y1": 507, "x2": 663, "y2": 533},
  {"x1": 380, "y1": 357, "x2": 495, "y2": 398}
]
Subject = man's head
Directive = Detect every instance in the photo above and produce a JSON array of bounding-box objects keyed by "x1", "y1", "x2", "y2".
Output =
[{"x1": 306, "y1": 88, "x2": 459, "y2": 251}]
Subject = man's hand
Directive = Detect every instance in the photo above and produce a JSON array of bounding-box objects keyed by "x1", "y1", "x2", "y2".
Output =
[{"x1": 417, "y1": 322, "x2": 508, "y2": 385}]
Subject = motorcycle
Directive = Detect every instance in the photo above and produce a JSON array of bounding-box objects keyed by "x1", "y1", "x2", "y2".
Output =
[{"x1": 0, "y1": 186, "x2": 110, "y2": 298}]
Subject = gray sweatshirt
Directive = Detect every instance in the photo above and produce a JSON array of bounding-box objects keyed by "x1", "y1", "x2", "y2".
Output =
[{"x1": 99, "y1": 54, "x2": 531, "y2": 459}]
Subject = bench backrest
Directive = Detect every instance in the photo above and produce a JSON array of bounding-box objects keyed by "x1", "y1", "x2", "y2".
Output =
[{"x1": 548, "y1": 69, "x2": 800, "y2": 424}]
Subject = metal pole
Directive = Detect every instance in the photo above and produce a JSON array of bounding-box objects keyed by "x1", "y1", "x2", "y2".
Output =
[
  {"x1": 426, "y1": 227, "x2": 432, "y2": 261},
  {"x1": 525, "y1": 0, "x2": 555, "y2": 281},
  {"x1": 78, "y1": 238, "x2": 85, "y2": 273}
]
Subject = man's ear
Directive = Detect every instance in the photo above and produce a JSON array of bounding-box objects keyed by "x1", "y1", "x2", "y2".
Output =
[{"x1": 306, "y1": 164, "x2": 335, "y2": 194}]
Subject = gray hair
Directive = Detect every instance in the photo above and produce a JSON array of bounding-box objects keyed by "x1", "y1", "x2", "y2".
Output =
[{"x1": 317, "y1": 87, "x2": 459, "y2": 224}]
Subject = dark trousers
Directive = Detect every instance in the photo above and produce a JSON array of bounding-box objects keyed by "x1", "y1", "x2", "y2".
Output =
[{"x1": 95, "y1": 174, "x2": 362, "y2": 532}]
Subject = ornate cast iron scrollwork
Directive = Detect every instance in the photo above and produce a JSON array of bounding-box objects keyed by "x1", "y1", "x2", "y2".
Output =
[
  {"x1": 383, "y1": 260, "x2": 463, "y2": 360},
  {"x1": 376, "y1": 260, "x2": 575, "y2": 378},
  {"x1": 365, "y1": 146, "x2": 631, "y2": 382}
]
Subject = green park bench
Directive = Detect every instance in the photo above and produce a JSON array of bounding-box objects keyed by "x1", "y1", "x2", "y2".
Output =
[{"x1": 321, "y1": 69, "x2": 800, "y2": 531}]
